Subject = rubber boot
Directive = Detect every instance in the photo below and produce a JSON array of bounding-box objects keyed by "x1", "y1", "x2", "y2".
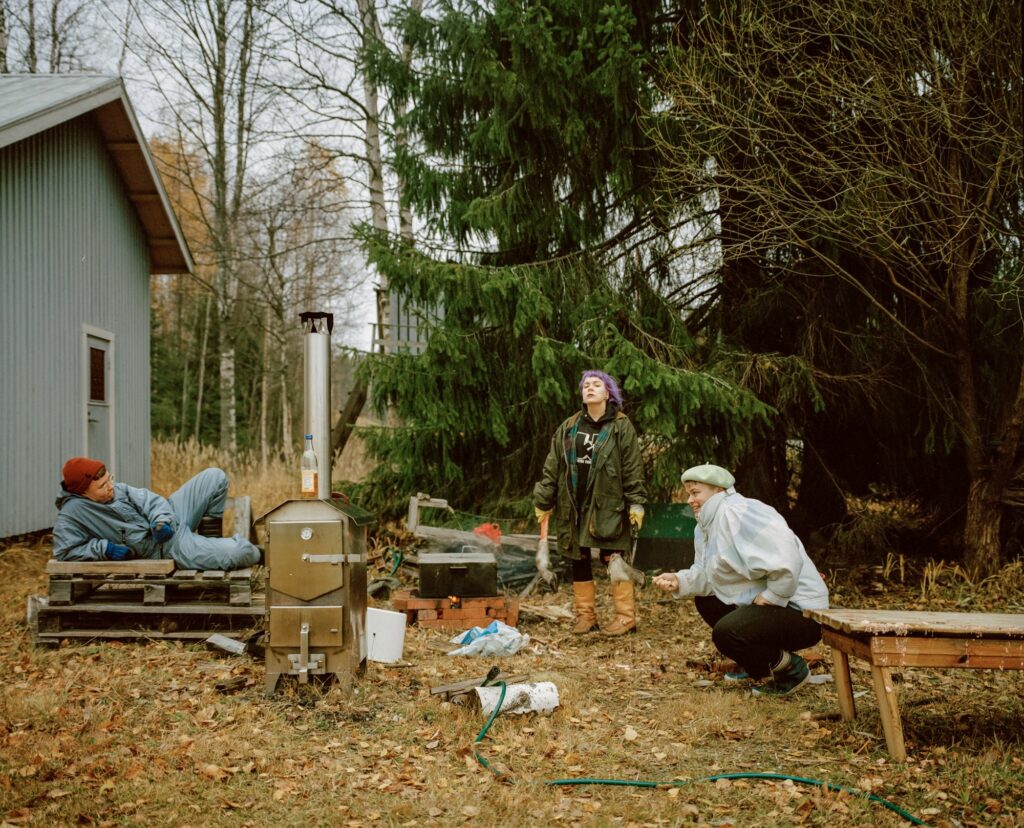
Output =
[
  {"x1": 571, "y1": 581, "x2": 598, "y2": 634},
  {"x1": 602, "y1": 581, "x2": 637, "y2": 636}
]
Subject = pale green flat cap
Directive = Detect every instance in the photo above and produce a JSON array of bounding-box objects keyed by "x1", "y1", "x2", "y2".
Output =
[{"x1": 681, "y1": 464, "x2": 735, "y2": 489}]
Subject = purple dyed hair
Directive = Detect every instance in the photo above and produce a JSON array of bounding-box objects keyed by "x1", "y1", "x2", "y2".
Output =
[{"x1": 579, "y1": 370, "x2": 623, "y2": 407}]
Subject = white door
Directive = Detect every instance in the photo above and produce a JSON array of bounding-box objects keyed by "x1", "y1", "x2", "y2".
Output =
[{"x1": 84, "y1": 327, "x2": 115, "y2": 469}]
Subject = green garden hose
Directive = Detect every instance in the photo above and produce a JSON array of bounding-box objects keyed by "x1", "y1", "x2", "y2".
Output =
[
  {"x1": 546, "y1": 772, "x2": 928, "y2": 826},
  {"x1": 471, "y1": 680, "x2": 928, "y2": 825}
]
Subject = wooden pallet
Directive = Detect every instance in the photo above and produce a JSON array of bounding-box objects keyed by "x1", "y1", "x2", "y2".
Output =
[
  {"x1": 27, "y1": 589, "x2": 266, "y2": 646},
  {"x1": 29, "y1": 496, "x2": 266, "y2": 646},
  {"x1": 46, "y1": 560, "x2": 257, "y2": 607}
]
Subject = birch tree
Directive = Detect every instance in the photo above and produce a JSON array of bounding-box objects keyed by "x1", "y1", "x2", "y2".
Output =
[
  {"x1": 1, "y1": 0, "x2": 96, "y2": 72},
  {"x1": 129, "y1": 0, "x2": 282, "y2": 454}
]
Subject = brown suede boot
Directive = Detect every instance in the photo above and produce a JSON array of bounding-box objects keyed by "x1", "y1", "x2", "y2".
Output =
[
  {"x1": 571, "y1": 581, "x2": 598, "y2": 634},
  {"x1": 602, "y1": 581, "x2": 637, "y2": 636}
]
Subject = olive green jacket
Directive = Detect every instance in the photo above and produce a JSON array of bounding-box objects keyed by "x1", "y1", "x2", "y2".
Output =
[{"x1": 533, "y1": 409, "x2": 647, "y2": 558}]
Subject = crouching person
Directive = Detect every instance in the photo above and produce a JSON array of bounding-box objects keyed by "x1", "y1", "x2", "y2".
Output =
[
  {"x1": 53, "y1": 457, "x2": 261, "y2": 571},
  {"x1": 653, "y1": 464, "x2": 828, "y2": 695}
]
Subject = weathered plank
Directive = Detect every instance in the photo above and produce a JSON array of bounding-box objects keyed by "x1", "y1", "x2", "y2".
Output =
[
  {"x1": 46, "y1": 559, "x2": 175, "y2": 576},
  {"x1": 35, "y1": 600, "x2": 264, "y2": 615},
  {"x1": 806, "y1": 609, "x2": 1024, "y2": 637},
  {"x1": 429, "y1": 672, "x2": 532, "y2": 700}
]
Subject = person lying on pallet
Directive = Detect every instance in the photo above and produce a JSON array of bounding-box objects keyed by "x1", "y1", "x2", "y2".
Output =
[
  {"x1": 533, "y1": 370, "x2": 647, "y2": 636},
  {"x1": 652, "y1": 464, "x2": 829, "y2": 695},
  {"x1": 52, "y1": 457, "x2": 261, "y2": 571}
]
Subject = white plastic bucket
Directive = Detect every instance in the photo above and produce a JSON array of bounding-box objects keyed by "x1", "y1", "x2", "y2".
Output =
[
  {"x1": 365, "y1": 607, "x2": 407, "y2": 663},
  {"x1": 474, "y1": 682, "x2": 560, "y2": 717}
]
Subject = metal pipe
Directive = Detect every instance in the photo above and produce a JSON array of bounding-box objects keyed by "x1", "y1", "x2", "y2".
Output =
[{"x1": 301, "y1": 312, "x2": 333, "y2": 498}]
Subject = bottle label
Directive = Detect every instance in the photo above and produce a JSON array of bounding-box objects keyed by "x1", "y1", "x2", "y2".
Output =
[{"x1": 301, "y1": 470, "x2": 318, "y2": 497}]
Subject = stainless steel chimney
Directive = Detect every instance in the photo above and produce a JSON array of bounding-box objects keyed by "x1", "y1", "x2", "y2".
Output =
[
  {"x1": 300, "y1": 311, "x2": 333, "y2": 498},
  {"x1": 259, "y1": 310, "x2": 373, "y2": 696}
]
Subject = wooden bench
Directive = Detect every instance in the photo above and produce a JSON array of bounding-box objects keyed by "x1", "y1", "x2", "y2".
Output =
[{"x1": 805, "y1": 608, "x2": 1024, "y2": 761}]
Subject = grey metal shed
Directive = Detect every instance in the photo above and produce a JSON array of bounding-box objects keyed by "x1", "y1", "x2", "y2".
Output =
[{"x1": 0, "y1": 74, "x2": 193, "y2": 537}]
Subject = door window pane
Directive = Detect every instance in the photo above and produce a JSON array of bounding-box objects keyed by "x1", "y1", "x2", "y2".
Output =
[{"x1": 89, "y1": 347, "x2": 106, "y2": 402}]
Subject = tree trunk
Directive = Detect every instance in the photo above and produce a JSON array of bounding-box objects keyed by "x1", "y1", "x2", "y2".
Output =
[
  {"x1": 194, "y1": 294, "x2": 211, "y2": 438},
  {"x1": 357, "y1": 0, "x2": 390, "y2": 353},
  {"x1": 176, "y1": 274, "x2": 188, "y2": 439},
  {"x1": 963, "y1": 480, "x2": 1002, "y2": 579},
  {"x1": 26, "y1": 0, "x2": 37, "y2": 72},
  {"x1": 218, "y1": 304, "x2": 237, "y2": 455},
  {"x1": 0, "y1": 1, "x2": 10, "y2": 73},
  {"x1": 259, "y1": 304, "x2": 271, "y2": 470},
  {"x1": 331, "y1": 372, "x2": 368, "y2": 464},
  {"x1": 279, "y1": 324, "x2": 292, "y2": 456},
  {"x1": 395, "y1": 0, "x2": 421, "y2": 245},
  {"x1": 48, "y1": 0, "x2": 61, "y2": 70}
]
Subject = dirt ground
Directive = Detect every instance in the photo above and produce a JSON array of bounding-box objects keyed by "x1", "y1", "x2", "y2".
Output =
[{"x1": 1, "y1": 534, "x2": 1023, "y2": 828}]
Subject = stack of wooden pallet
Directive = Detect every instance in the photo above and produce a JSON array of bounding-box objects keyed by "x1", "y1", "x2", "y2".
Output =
[
  {"x1": 28, "y1": 560, "x2": 264, "y2": 646},
  {"x1": 27, "y1": 496, "x2": 264, "y2": 646}
]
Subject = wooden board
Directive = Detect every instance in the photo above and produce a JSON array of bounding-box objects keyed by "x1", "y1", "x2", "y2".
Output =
[
  {"x1": 430, "y1": 672, "x2": 532, "y2": 700},
  {"x1": 47, "y1": 559, "x2": 175, "y2": 576},
  {"x1": 28, "y1": 593, "x2": 265, "y2": 647},
  {"x1": 823, "y1": 628, "x2": 1024, "y2": 669},
  {"x1": 806, "y1": 609, "x2": 1024, "y2": 637},
  {"x1": 33, "y1": 598, "x2": 264, "y2": 616},
  {"x1": 48, "y1": 568, "x2": 253, "y2": 586},
  {"x1": 33, "y1": 628, "x2": 250, "y2": 642}
]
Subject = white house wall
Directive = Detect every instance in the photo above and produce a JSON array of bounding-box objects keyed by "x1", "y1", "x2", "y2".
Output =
[{"x1": 0, "y1": 115, "x2": 151, "y2": 537}]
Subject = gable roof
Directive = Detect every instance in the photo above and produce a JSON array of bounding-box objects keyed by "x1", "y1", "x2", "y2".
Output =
[{"x1": 0, "y1": 74, "x2": 193, "y2": 274}]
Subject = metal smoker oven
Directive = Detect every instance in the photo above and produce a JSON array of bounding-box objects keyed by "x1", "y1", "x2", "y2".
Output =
[{"x1": 262, "y1": 497, "x2": 374, "y2": 695}]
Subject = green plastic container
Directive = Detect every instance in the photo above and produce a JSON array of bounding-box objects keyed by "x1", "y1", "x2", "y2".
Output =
[{"x1": 633, "y1": 503, "x2": 696, "y2": 572}]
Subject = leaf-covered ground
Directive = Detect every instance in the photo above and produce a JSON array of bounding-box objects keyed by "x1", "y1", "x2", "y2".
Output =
[{"x1": 2, "y1": 533, "x2": 1022, "y2": 828}]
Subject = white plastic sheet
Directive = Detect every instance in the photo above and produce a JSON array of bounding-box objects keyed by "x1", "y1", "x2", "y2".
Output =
[{"x1": 446, "y1": 620, "x2": 530, "y2": 657}]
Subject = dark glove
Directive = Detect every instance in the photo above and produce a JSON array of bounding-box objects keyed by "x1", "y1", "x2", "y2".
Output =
[
  {"x1": 150, "y1": 521, "x2": 174, "y2": 544},
  {"x1": 105, "y1": 541, "x2": 135, "y2": 561}
]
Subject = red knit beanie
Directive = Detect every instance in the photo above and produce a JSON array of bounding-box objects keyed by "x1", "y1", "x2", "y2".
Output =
[{"x1": 62, "y1": 457, "x2": 105, "y2": 494}]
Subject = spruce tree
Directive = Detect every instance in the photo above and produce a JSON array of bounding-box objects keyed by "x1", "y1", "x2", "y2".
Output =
[{"x1": 355, "y1": 0, "x2": 785, "y2": 517}]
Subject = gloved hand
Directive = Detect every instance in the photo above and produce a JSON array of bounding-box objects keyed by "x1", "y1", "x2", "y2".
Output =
[
  {"x1": 534, "y1": 507, "x2": 552, "y2": 525},
  {"x1": 629, "y1": 504, "x2": 645, "y2": 531},
  {"x1": 150, "y1": 520, "x2": 174, "y2": 544},
  {"x1": 105, "y1": 541, "x2": 135, "y2": 561}
]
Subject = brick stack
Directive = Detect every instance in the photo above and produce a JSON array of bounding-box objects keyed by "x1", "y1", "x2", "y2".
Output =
[{"x1": 391, "y1": 589, "x2": 519, "y2": 630}]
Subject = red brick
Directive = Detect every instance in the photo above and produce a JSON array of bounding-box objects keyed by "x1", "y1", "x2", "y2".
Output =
[
  {"x1": 416, "y1": 618, "x2": 463, "y2": 630},
  {"x1": 461, "y1": 596, "x2": 506, "y2": 610},
  {"x1": 418, "y1": 609, "x2": 438, "y2": 620},
  {"x1": 391, "y1": 590, "x2": 451, "y2": 611}
]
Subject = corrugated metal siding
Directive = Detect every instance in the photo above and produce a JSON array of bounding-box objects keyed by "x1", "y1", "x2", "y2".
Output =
[{"x1": 0, "y1": 115, "x2": 151, "y2": 536}]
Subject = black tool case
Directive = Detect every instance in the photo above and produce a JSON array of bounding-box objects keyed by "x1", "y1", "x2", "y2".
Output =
[{"x1": 418, "y1": 551, "x2": 498, "y2": 598}]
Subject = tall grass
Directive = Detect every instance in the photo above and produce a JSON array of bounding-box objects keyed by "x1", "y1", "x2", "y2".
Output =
[
  {"x1": 150, "y1": 433, "x2": 375, "y2": 522},
  {"x1": 150, "y1": 439, "x2": 296, "y2": 521}
]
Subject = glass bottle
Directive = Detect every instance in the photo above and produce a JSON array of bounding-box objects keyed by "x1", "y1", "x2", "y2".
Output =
[{"x1": 300, "y1": 434, "x2": 318, "y2": 498}]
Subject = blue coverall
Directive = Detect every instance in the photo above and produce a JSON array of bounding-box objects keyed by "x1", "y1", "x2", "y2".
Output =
[{"x1": 53, "y1": 468, "x2": 260, "y2": 571}]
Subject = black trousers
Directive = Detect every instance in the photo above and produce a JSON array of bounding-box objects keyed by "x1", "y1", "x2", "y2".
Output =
[
  {"x1": 694, "y1": 594, "x2": 822, "y2": 678},
  {"x1": 572, "y1": 550, "x2": 615, "y2": 582}
]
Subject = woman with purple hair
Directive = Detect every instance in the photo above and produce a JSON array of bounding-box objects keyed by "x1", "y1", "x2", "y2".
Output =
[{"x1": 533, "y1": 370, "x2": 648, "y2": 635}]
